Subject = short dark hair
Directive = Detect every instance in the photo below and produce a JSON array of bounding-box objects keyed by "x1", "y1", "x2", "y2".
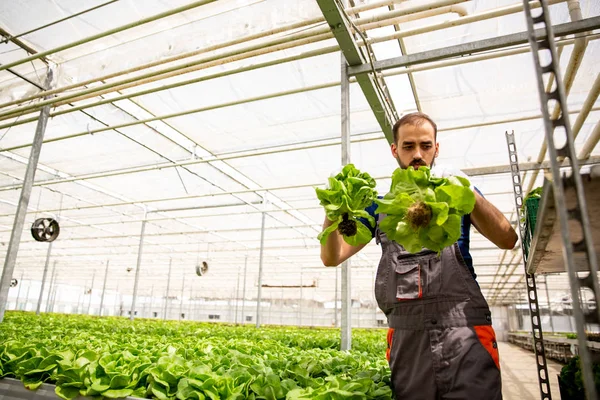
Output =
[{"x1": 392, "y1": 112, "x2": 437, "y2": 143}]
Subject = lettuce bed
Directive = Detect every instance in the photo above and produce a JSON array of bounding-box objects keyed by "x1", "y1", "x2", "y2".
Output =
[{"x1": 0, "y1": 312, "x2": 391, "y2": 399}]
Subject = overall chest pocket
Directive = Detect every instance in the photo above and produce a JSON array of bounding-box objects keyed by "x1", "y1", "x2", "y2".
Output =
[{"x1": 395, "y1": 260, "x2": 422, "y2": 300}]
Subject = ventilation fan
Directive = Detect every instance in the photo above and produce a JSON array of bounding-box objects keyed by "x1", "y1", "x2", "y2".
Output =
[
  {"x1": 196, "y1": 261, "x2": 209, "y2": 276},
  {"x1": 31, "y1": 218, "x2": 60, "y2": 242},
  {"x1": 10, "y1": 278, "x2": 18, "y2": 287}
]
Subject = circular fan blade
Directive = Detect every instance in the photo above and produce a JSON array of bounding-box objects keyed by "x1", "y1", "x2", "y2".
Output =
[{"x1": 31, "y1": 218, "x2": 60, "y2": 242}]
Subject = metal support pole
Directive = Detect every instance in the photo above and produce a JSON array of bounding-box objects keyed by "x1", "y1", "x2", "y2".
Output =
[
  {"x1": 130, "y1": 213, "x2": 147, "y2": 321},
  {"x1": 149, "y1": 284, "x2": 155, "y2": 318},
  {"x1": 299, "y1": 269, "x2": 303, "y2": 326},
  {"x1": 48, "y1": 267, "x2": 57, "y2": 313},
  {"x1": 256, "y1": 210, "x2": 266, "y2": 328},
  {"x1": 99, "y1": 260, "x2": 110, "y2": 316},
  {"x1": 77, "y1": 291, "x2": 83, "y2": 314},
  {"x1": 50, "y1": 274, "x2": 58, "y2": 312},
  {"x1": 179, "y1": 272, "x2": 185, "y2": 320},
  {"x1": 543, "y1": 276, "x2": 555, "y2": 333},
  {"x1": 334, "y1": 266, "x2": 339, "y2": 327},
  {"x1": 0, "y1": 68, "x2": 53, "y2": 322},
  {"x1": 36, "y1": 242, "x2": 53, "y2": 315},
  {"x1": 311, "y1": 290, "x2": 315, "y2": 326},
  {"x1": 45, "y1": 261, "x2": 56, "y2": 312},
  {"x1": 24, "y1": 284, "x2": 30, "y2": 312},
  {"x1": 15, "y1": 271, "x2": 24, "y2": 310},
  {"x1": 340, "y1": 54, "x2": 352, "y2": 351},
  {"x1": 280, "y1": 287, "x2": 284, "y2": 325},
  {"x1": 188, "y1": 284, "x2": 193, "y2": 320},
  {"x1": 241, "y1": 255, "x2": 248, "y2": 324},
  {"x1": 268, "y1": 294, "x2": 272, "y2": 324},
  {"x1": 87, "y1": 271, "x2": 95, "y2": 315},
  {"x1": 163, "y1": 258, "x2": 173, "y2": 320},
  {"x1": 114, "y1": 286, "x2": 119, "y2": 316},
  {"x1": 234, "y1": 266, "x2": 241, "y2": 324}
]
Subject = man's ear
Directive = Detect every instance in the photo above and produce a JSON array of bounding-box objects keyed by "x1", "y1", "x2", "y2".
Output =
[
  {"x1": 434, "y1": 142, "x2": 439, "y2": 159},
  {"x1": 390, "y1": 143, "x2": 398, "y2": 158}
]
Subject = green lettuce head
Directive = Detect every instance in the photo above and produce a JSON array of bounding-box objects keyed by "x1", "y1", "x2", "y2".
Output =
[
  {"x1": 315, "y1": 164, "x2": 378, "y2": 246},
  {"x1": 375, "y1": 166, "x2": 475, "y2": 253}
]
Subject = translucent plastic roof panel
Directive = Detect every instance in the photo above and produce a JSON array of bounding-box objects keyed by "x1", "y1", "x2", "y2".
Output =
[{"x1": 0, "y1": 0, "x2": 598, "y2": 308}]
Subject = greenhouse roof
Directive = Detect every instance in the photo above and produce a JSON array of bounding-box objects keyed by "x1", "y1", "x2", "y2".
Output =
[{"x1": 0, "y1": 0, "x2": 598, "y2": 309}]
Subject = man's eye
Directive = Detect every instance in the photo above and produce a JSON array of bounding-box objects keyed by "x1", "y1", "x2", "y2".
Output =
[
  {"x1": 422, "y1": 145, "x2": 432, "y2": 149},
  {"x1": 403, "y1": 146, "x2": 413, "y2": 150}
]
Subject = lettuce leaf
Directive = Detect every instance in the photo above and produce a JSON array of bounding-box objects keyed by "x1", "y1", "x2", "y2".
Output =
[
  {"x1": 375, "y1": 166, "x2": 475, "y2": 253},
  {"x1": 315, "y1": 164, "x2": 377, "y2": 246}
]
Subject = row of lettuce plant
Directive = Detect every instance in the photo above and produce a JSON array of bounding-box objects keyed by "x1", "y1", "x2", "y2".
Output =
[{"x1": 0, "y1": 312, "x2": 391, "y2": 399}]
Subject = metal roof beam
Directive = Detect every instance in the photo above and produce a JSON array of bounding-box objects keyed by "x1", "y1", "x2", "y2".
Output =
[
  {"x1": 317, "y1": 0, "x2": 397, "y2": 143},
  {"x1": 348, "y1": 16, "x2": 600, "y2": 75}
]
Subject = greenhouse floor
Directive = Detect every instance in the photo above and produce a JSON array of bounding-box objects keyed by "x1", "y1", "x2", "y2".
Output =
[{"x1": 499, "y1": 342, "x2": 563, "y2": 400}]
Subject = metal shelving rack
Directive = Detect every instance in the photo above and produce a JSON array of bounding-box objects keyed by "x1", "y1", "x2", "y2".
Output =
[
  {"x1": 506, "y1": 130, "x2": 552, "y2": 400},
  {"x1": 526, "y1": 172, "x2": 600, "y2": 275},
  {"x1": 506, "y1": 1, "x2": 600, "y2": 399}
]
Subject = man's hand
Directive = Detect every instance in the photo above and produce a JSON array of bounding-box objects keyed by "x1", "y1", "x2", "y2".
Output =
[
  {"x1": 432, "y1": 165, "x2": 517, "y2": 250},
  {"x1": 320, "y1": 217, "x2": 369, "y2": 266}
]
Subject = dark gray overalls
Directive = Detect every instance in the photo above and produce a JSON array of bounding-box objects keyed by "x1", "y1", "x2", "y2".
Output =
[{"x1": 375, "y1": 225, "x2": 502, "y2": 399}]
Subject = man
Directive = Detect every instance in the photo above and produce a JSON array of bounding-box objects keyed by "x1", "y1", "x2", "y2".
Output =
[{"x1": 320, "y1": 112, "x2": 517, "y2": 399}]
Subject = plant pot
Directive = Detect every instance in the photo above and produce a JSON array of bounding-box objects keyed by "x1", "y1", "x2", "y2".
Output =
[{"x1": 558, "y1": 373, "x2": 584, "y2": 400}]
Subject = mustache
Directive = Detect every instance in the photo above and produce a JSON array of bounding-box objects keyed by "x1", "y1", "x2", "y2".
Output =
[{"x1": 410, "y1": 160, "x2": 426, "y2": 167}]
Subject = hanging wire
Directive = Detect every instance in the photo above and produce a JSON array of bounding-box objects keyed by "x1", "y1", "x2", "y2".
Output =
[
  {"x1": 0, "y1": 0, "x2": 120, "y2": 44},
  {"x1": 0, "y1": 99, "x2": 38, "y2": 144}
]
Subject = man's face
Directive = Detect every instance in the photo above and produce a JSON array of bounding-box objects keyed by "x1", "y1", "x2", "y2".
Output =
[{"x1": 390, "y1": 122, "x2": 439, "y2": 169}]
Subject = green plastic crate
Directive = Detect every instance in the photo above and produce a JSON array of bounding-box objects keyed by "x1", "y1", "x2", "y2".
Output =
[{"x1": 523, "y1": 197, "x2": 540, "y2": 258}]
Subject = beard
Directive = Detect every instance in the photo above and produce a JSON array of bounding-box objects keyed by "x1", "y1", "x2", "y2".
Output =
[{"x1": 399, "y1": 157, "x2": 435, "y2": 169}]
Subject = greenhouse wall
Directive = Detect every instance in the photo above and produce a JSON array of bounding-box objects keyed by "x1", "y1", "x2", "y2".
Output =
[{"x1": 4, "y1": 299, "x2": 388, "y2": 328}]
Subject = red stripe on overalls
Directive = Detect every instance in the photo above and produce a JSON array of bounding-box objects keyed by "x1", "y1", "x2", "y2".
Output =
[
  {"x1": 386, "y1": 328, "x2": 394, "y2": 361},
  {"x1": 474, "y1": 325, "x2": 500, "y2": 370}
]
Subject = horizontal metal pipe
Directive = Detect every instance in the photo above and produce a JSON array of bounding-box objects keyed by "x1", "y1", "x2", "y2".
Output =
[
  {"x1": 7, "y1": 192, "x2": 517, "y2": 231},
  {"x1": 0, "y1": 0, "x2": 536, "y2": 129},
  {"x1": 1, "y1": 1, "x2": 119, "y2": 44},
  {"x1": 0, "y1": 22, "x2": 324, "y2": 111},
  {"x1": 355, "y1": 4, "x2": 466, "y2": 32},
  {"x1": 0, "y1": 45, "x2": 339, "y2": 130},
  {"x1": 0, "y1": 0, "x2": 413, "y2": 110},
  {"x1": 12, "y1": 242, "x2": 517, "y2": 260},
  {"x1": 370, "y1": 0, "x2": 564, "y2": 44},
  {"x1": 0, "y1": 0, "x2": 467, "y2": 120},
  {"x1": 0, "y1": 80, "x2": 339, "y2": 152},
  {"x1": 0, "y1": 203, "x2": 319, "y2": 220},
  {"x1": 0, "y1": 0, "x2": 218, "y2": 73},
  {"x1": 1, "y1": 25, "x2": 594, "y2": 144},
  {"x1": 17, "y1": 238, "x2": 504, "y2": 253},
  {"x1": 53, "y1": 3, "x2": 462, "y2": 109},
  {"x1": 12, "y1": 262, "x2": 501, "y2": 276},
  {"x1": 1, "y1": 96, "x2": 598, "y2": 194},
  {"x1": 0, "y1": 34, "x2": 335, "y2": 122},
  {"x1": 349, "y1": 16, "x2": 600, "y2": 75}
]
